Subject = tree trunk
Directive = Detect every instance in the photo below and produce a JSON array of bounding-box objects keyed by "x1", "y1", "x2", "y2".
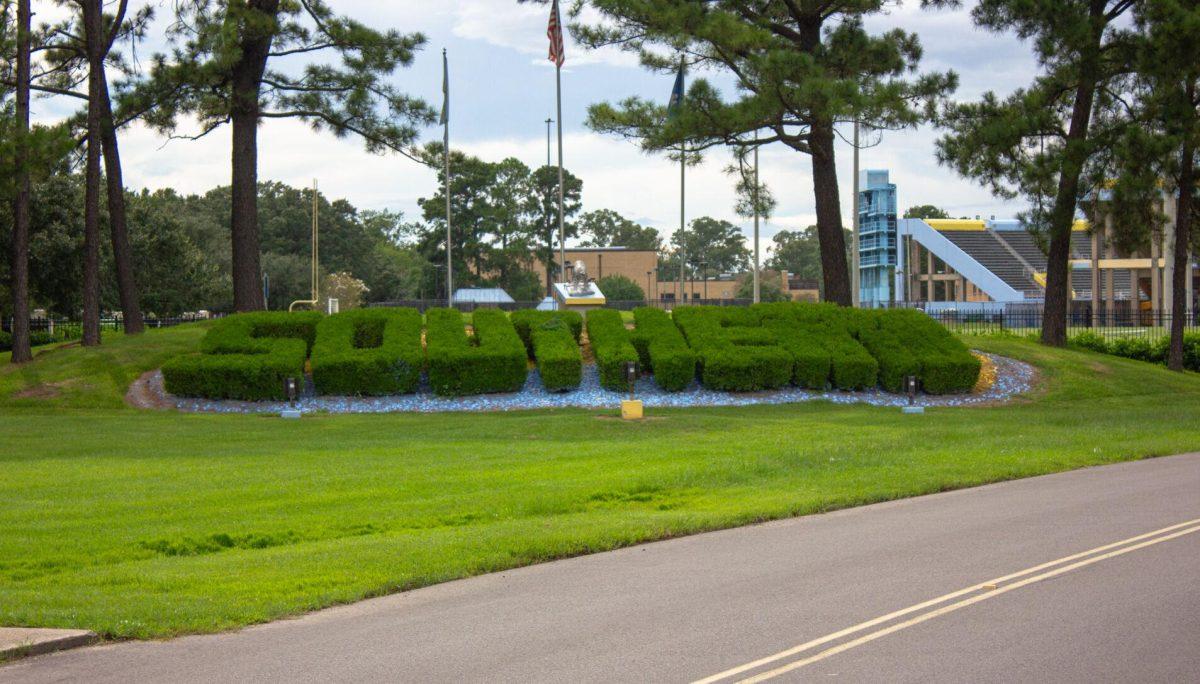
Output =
[
  {"x1": 80, "y1": 0, "x2": 103, "y2": 346},
  {"x1": 228, "y1": 0, "x2": 279, "y2": 312},
  {"x1": 9, "y1": 0, "x2": 32, "y2": 363},
  {"x1": 809, "y1": 122, "x2": 852, "y2": 307},
  {"x1": 1168, "y1": 135, "x2": 1194, "y2": 371},
  {"x1": 1041, "y1": 4, "x2": 1104, "y2": 347},
  {"x1": 98, "y1": 70, "x2": 144, "y2": 334}
]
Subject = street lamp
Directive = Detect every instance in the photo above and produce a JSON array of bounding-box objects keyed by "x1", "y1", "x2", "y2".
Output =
[
  {"x1": 700, "y1": 260, "x2": 708, "y2": 302},
  {"x1": 646, "y1": 271, "x2": 653, "y2": 303}
]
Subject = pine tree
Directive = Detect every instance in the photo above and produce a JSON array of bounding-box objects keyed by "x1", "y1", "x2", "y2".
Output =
[
  {"x1": 932, "y1": 0, "x2": 1138, "y2": 346},
  {"x1": 29, "y1": 1, "x2": 155, "y2": 336},
  {"x1": 6, "y1": 0, "x2": 33, "y2": 360},
  {"x1": 573, "y1": 1, "x2": 955, "y2": 306},
  {"x1": 1107, "y1": 1, "x2": 1200, "y2": 370},
  {"x1": 139, "y1": 0, "x2": 434, "y2": 311}
]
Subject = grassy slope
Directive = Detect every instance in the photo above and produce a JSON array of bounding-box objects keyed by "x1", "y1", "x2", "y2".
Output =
[{"x1": 2, "y1": 330, "x2": 1200, "y2": 639}]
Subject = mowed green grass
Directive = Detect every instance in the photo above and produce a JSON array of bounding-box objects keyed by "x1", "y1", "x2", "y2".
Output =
[{"x1": 2, "y1": 326, "x2": 1200, "y2": 639}]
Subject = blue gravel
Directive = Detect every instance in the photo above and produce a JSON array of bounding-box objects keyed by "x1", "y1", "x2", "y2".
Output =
[{"x1": 148, "y1": 352, "x2": 1035, "y2": 415}]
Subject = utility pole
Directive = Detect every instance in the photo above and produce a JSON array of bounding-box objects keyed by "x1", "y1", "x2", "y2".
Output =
[
  {"x1": 851, "y1": 120, "x2": 861, "y2": 307},
  {"x1": 753, "y1": 129, "x2": 761, "y2": 304}
]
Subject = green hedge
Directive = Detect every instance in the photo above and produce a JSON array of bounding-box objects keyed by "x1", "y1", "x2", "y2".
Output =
[
  {"x1": 851, "y1": 308, "x2": 979, "y2": 394},
  {"x1": 0, "y1": 331, "x2": 60, "y2": 352},
  {"x1": 629, "y1": 308, "x2": 696, "y2": 391},
  {"x1": 531, "y1": 316, "x2": 582, "y2": 391},
  {"x1": 425, "y1": 308, "x2": 527, "y2": 396},
  {"x1": 673, "y1": 306, "x2": 792, "y2": 391},
  {"x1": 1071, "y1": 330, "x2": 1200, "y2": 370},
  {"x1": 311, "y1": 308, "x2": 423, "y2": 396},
  {"x1": 162, "y1": 311, "x2": 322, "y2": 400},
  {"x1": 586, "y1": 310, "x2": 639, "y2": 391},
  {"x1": 510, "y1": 310, "x2": 583, "y2": 357},
  {"x1": 756, "y1": 302, "x2": 878, "y2": 390}
]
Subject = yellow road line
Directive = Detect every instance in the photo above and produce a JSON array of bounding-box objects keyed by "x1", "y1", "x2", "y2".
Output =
[
  {"x1": 738, "y1": 524, "x2": 1200, "y2": 683},
  {"x1": 693, "y1": 518, "x2": 1200, "y2": 684}
]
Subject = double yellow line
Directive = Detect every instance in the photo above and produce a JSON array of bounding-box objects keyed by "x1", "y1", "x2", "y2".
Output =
[{"x1": 694, "y1": 518, "x2": 1200, "y2": 684}]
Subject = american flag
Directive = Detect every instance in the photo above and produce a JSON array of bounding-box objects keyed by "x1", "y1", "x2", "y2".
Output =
[{"x1": 547, "y1": 0, "x2": 565, "y2": 68}]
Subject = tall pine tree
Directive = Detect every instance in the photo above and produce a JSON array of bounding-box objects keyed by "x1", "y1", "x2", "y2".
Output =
[
  {"x1": 1106, "y1": 1, "x2": 1200, "y2": 370},
  {"x1": 932, "y1": 0, "x2": 1138, "y2": 346},
  {"x1": 572, "y1": 1, "x2": 955, "y2": 306},
  {"x1": 140, "y1": 0, "x2": 434, "y2": 311}
]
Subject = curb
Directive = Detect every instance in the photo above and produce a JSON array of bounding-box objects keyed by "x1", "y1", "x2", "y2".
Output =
[{"x1": 0, "y1": 628, "x2": 97, "y2": 661}]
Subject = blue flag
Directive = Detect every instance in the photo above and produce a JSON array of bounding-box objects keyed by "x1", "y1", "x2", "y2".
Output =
[{"x1": 667, "y1": 64, "x2": 685, "y2": 119}]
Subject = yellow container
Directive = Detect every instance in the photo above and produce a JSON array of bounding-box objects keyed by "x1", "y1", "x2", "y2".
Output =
[{"x1": 620, "y1": 399, "x2": 644, "y2": 420}]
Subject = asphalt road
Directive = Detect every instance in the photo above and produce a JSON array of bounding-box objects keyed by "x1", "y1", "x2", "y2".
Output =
[{"x1": 4, "y1": 454, "x2": 1199, "y2": 683}]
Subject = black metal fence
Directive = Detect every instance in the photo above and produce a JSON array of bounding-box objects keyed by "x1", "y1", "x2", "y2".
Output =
[
  {"x1": 2, "y1": 316, "x2": 204, "y2": 338},
  {"x1": 12, "y1": 302, "x2": 1195, "y2": 347},
  {"x1": 369, "y1": 298, "x2": 752, "y2": 313},
  {"x1": 890, "y1": 302, "x2": 1200, "y2": 343}
]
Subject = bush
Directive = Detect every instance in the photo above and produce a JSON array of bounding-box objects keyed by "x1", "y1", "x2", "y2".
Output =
[
  {"x1": 1071, "y1": 330, "x2": 1200, "y2": 371},
  {"x1": 596, "y1": 274, "x2": 645, "y2": 302},
  {"x1": 1109, "y1": 335, "x2": 1157, "y2": 363},
  {"x1": 629, "y1": 307, "x2": 696, "y2": 391},
  {"x1": 586, "y1": 310, "x2": 639, "y2": 390},
  {"x1": 852, "y1": 308, "x2": 979, "y2": 394},
  {"x1": 1, "y1": 331, "x2": 63, "y2": 352},
  {"x1": 162, "y1": 311, "x2": 322, "y2": 400},
  {"x1": 673, "y1": 306, "x2": 792, "y2": 391},
  {"x1": 756, "y1": 302, "x2": 878, "y2": 390},
  {"x1": 531, "y1": 317, "x2": 582, "y2": 391},
  {"x1": 425, "y1": 308, "x2": 527, "y2": 396},
  {"x1": 510, "y1": 310, "x2": 583, "y2": 356},
  {"x1": 311, "y1": 308, "x2": 423, "y2": 396}
]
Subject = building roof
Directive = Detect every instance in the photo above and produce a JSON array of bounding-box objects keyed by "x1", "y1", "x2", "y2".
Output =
[
  {"x1": 452, "y1": 288, "x2": 515, "y2": 304},
  {"x1": 561, "y1": 246, "x2": 657, "y2": 253}
]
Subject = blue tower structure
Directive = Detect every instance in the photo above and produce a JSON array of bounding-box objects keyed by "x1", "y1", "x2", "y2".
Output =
[{"x1": 857, "y1": 169, "x2": 898, "y2": 306}]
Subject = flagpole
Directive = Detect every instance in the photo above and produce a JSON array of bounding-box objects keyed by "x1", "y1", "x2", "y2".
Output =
[
  {"x1": 443, "y1": 48, "x2": 452, "y2": 307},
  {"x1": 545, "y1": 117, "x2": 554, "y2": 295},
  {"x1": 556, "y1": 64, "x2": 566, "y2": 286},
  {"x1": 679, "y1": 143, "x2": 685, "y2": 303}
]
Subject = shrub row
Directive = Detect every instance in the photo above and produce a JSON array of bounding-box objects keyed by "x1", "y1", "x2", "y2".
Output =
[
  {"x1": 755, "y1": 302, "x2": 878, "y2": 390},
  {"x1": 1071, "y1": 330, "x2": 1200, "y2": 370},
  {"x1": 851, "y1": 308, "x2": 980, "y2": 394},
  {"x1": 510, "y1": 310, "x2": 583, "y2": 356},
  {"x1": 629, "y1": 308, "x2": 696, "y2": 391},
  {"x1": 672, "y1": 306, "x2": 792, "y2": 391},
  {"x1": 530, "y1": 316, "x2": 583, "y2": 391},
  {"x1": 585, "y1": 310, "x2": 639, "y2": 391},
  {"x1": 425, "y1": 308, "x2": 527, "y2": 396},
  {"x1": 310, "y1": 308, "x2": 423, "y2": 396},
  {"x1": 162, "y1": 311, "x2": 321, "y2": 400},
  {"x1": 0, "y1": 331, "x2": 61, "y2": 352}
]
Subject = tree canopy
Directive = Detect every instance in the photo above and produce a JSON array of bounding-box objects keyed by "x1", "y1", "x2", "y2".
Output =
[
  {"x1": 138, "y1": 0, "x2": 434, "y2": 311},
  {"x1": 574, "y1": 0, "x2": 956, "y2": 306},
  {"x1": 932, "y1": 0, "x2": 1138, "y2": 345}
]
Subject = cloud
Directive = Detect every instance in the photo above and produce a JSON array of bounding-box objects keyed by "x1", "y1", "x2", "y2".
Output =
[
  {"x1": 26, "y1": 0, "x2": 1033, "y2": 264},
  {"x1": 451, "y1": 0, "x2": 639, "y2": 69}
]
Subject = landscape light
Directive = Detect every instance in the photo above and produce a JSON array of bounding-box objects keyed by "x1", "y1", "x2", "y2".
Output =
[
  {"x1": 285, "y1": 377, "x2": 299, "y2": 404},
  {"x1": 905, "y1": 375, "x2": 918, "y2": 405},
  {"x1": 625, "y1": 361, "x2": 639, "y2": 400}
]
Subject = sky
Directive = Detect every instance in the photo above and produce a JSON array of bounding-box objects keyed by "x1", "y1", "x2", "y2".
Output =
[{"x1": 28, "y1": 1, "x2": 1044, "y2": 250}]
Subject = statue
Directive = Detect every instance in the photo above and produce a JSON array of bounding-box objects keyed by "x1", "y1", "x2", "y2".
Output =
[{"x1": 569, "y1": 259, "x2": 592, "y2": 295}]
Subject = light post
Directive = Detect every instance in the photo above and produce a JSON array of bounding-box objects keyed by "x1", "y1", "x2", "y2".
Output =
[
  {"x1": 646, "y1": 270, "x2": 653, "y2": 304},
  {"x1": 700, "y1": 260, "x2": 708, "y2": 302}
]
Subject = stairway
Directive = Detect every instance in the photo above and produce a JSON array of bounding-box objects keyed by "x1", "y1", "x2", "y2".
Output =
[{"x1": 940, "y1": 231, "x2": 1040, "y2": 293}]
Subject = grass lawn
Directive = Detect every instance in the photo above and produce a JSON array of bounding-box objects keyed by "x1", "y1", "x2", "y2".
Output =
[{"x1": 3, "y1": 326, "x2": 1200, "y2": 639}]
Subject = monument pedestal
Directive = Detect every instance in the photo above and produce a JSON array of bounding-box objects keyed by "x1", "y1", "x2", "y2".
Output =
[{"x1": 552, "y1": 282, "x2": 606, "y2": 312}]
